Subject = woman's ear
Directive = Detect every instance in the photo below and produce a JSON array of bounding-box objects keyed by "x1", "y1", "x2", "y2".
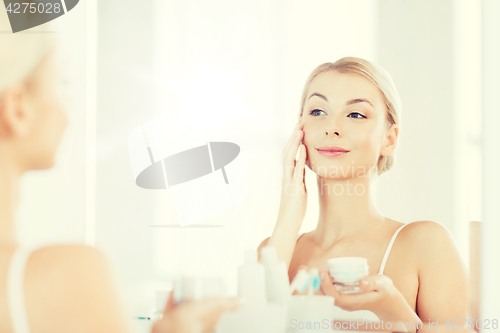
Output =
[
  {"x1": 380, "y1": 123, "x2": 399, "y2": 157},
  {"x1": 0, "y1": 83, "x2": 34, "y2": 138}
]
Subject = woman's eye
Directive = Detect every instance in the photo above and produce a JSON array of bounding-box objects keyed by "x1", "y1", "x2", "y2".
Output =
[
  {"x1": 309, "y1": 109, "x2": 325, "y2": 116},
  {"x1": 348, "y1": 112, "x2": 366, "y2": 119}
]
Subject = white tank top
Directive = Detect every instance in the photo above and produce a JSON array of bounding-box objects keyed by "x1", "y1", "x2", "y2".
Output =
[
  {"x1": 6, "y1": 244, "x2": 40, "y2": 333},
  {"x1": 297, "y1": 221, "x2": 415, "y2": 323}
]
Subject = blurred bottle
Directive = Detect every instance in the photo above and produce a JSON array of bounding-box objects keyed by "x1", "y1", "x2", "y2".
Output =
[{"x1": 216, "y1": 248, "x2": 287, "y2": 333}]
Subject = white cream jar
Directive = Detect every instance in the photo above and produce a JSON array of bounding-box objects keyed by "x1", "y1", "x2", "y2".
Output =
[{"x1": 327, "y1": 257, "x2": 369, "y2": 294}]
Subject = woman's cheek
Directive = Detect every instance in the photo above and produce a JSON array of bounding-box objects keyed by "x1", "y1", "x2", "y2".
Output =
[{"x1": 358, "y1": 136, "x2": 380, "y2": 168}]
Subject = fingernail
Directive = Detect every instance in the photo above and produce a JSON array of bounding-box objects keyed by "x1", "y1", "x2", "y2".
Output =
[
  {"x1": 361, "y1": 279, "x2": 368, "y2": 287},
  {"x1": 320, "y1": 272, "x2": 325, "y2": 280}
]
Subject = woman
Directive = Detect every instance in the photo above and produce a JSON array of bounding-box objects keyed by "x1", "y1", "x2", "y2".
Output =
[
  {"x1": 258, "y1": 58, "x2": 470, "y2": 331},
  {"x1": 0, "y1": 12, "x2": 239, "y2": 333}
]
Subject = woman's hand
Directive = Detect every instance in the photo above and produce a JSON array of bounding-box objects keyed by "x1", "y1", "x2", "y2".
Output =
[
  {"x1": 261, "y1": 122, "x2": 308, "y2": 269},
  {"x1": 151, "y1": 287, "x2": 241, "y2": 333},
  {"x1": 319, "y1": 270, "x2": 422, "y2": 325},
  {"x1": 279, "y1": 122, "x2": 308, "y2": 226}
]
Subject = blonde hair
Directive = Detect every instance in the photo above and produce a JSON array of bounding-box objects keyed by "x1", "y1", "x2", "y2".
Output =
[
  {"x1": 0, "y1": 4, "x2": 55, "y2": 94},
  {"x1": 299, "y1": 57, "x2": 402, "y2": 176}
]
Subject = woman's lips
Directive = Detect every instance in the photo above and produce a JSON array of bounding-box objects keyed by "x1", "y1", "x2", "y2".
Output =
[{"x1": 316, "y1": 150, "x2": 349, "y2": 157}]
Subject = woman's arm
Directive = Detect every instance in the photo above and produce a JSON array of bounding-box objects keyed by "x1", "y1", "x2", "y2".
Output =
[
  {"x1": 257, "y1": 121, "x2": 308, "y2": 269},
  {"x1": 412, "y1": 221, "x2": 474, "y2": 333},
  {"x1": 257, "y1": 208, "x2": 303, "y2": 268}
]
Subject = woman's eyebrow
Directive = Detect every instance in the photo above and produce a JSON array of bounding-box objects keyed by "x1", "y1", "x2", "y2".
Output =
[{"x1": 308, "y1": 93, "x2": 374, "y2": 108}]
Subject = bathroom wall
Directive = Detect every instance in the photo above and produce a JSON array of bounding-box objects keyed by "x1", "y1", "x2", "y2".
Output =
[
  {"x1": 375, "y1": 0, "x2": 456, "y2": 230},
  {"x1": 95, "y1": 0, "x2": 156, "y2": 317},
  {"x1": 375, "y1": 0, "x2": 482, "y2": 266}
]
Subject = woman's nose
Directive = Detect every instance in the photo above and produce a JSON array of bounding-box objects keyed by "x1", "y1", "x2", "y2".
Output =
[
  {"x1": 325, "y1": 117, "x2": 342, "y2": 137},
  {"x1": 326, "y1": 130, "x2": 340, "y2": 136}
]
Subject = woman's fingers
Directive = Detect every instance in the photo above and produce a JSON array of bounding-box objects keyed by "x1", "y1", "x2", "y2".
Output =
[
  {"x1": 283, "y1": 123, "x2": 303, "y2": 179},
  {"x1": 162, "y1": 282, "x2": 177, "y2": 314},
  {"x1": 163, "y1": 290, "x2": 175, "y2": 314},
  {"x1": 320, "y1": 271, "x2": 368, "y2": 311},
  {"x1": 293, "y1": 144, "x2": 307, "y2": 182},
  {"x1": 286, "y1": 132, "x2": 303, "y2": 181},
  {"x1": 297, "y1": 265, "x2": 309, "y2": 271},
  {"x1": 320, "y1": 273, "x2": 398, "y2": 313},
  {"x1": 282, "y1": 123, "x2": 300, "y2": 159},
  {"x1": 358, "y1": 274, "x2": 394, "y2": 295},
  {"x1": 320, "y1": 271, "x2": 340, "y2": 298},
  {"x1": 188, "y1": 297, "x2": 241, "y2": 333}
]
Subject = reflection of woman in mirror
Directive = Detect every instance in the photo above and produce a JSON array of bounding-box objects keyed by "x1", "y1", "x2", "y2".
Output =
[{"x1": 258, "y1": 57, "x2": 469, "y2": 328}]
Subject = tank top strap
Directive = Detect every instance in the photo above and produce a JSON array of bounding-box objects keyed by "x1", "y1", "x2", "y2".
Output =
[
  {"x1": 7, "y1": 244, "x2": 39, "y2": 333},
  {"x1": 378, "y1": 222, "x2": 415, "y2": 275}
]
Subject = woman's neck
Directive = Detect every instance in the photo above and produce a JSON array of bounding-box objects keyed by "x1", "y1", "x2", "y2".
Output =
[
  {"x1": 0, "y1": 160, "x2": 20, "y2": 247},
  {"x1": 313, "y1": 174, "x2": 386, "y2": 249}
]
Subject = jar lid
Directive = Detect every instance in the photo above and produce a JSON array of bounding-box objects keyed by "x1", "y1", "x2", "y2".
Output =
[{"x1": 327, "y1": 257, "x2": 368, "y2": 271}]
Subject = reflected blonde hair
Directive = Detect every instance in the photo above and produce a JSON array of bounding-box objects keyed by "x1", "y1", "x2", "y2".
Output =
[
  {"x1": 299, "y1": 57, "x2": 402, "y2": 176},
  {"x1": 0, "y1": 5, "x2": 55, "y2": 94}
]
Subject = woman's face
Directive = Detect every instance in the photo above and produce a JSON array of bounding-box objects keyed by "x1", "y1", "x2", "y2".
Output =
[
  {"x1": 300, "y1": 71, "x2": 395, "y2": 179},
  {"x1": 22, "y1": 44, "x2": 69, "y2": 170}
]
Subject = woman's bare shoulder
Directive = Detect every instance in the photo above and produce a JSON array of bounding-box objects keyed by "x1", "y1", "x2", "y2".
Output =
[
  {"x1": 28, "y1": 243, "x2": 109, "y2": 275},
  {"x1": 25, "y1": 244, "x2": 131, "y2": 332},
  {"x1": 400, "y1": 222, "x2": 468, "y2": 317},
  {"x1": 26, "y1": 244, "x2": 113, "y2": 302},
  {"x1": 398, "y1": 220, "x2": 451, "y2": 241},
  {"x1": 397, "y1": 220, "x2": 459, "y2": 263},
  {"x1": 32, "y1": 243, "x2": 103, "y2": 256}
]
